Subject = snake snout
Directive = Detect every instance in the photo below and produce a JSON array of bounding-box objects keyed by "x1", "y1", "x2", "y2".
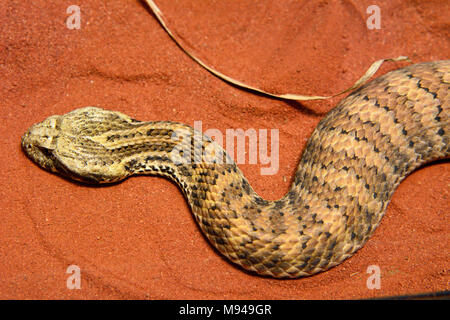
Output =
[{"x1": 21, "y1": 117, "x2": 62, "y2": 173}]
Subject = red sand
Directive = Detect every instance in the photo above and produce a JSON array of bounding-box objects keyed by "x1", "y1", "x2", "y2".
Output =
[{"x1": 0, "y1": 0, "x2": 448, "y2": 299}]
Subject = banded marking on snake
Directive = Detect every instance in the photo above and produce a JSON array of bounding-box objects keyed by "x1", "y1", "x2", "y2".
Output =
[{"x1": 21, "y1": 61, "x2": 449, "y2": 278}]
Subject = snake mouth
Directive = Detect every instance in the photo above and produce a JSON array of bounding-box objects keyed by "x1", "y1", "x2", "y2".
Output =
[
  {"x1": 22, "y1": 138, "x2": 54, "y2": 172},
  {"x1": 21, "y1": 132, "x2": 103, "y2": 184},
  {"x1": 21, "y1": 129, "x2": 59, "y2": 173}
]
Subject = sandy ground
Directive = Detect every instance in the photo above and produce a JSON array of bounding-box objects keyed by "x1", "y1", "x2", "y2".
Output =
[{"x1": 0, "y1": 0, "x2": 448, "y2": 299}]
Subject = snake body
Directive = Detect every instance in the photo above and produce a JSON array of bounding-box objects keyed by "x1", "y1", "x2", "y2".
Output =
[{"x1": 22, "y1": 61, "x2": 449, "y2": 278}]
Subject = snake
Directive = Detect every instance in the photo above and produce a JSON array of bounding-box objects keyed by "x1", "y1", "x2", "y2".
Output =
[{"x1": 21, "y1": 61, "x2": 449, "y2": 278}]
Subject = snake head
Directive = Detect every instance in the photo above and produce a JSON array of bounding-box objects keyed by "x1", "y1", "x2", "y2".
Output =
[
  {"x1": 21, "y1": 114, "x2": 62, "y2": 173},
  {"x1": 21, "y1": 107, "x2": 135, "y2": 184}
]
